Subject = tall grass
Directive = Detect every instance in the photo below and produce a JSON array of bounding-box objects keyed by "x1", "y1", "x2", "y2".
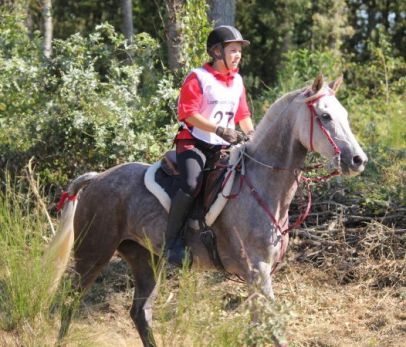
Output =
[
  {"x1": 153, "y1": 265, "x2": 292, "y2": 347},
  {"x1": 0, "y1": 180, "x2": 57, "y2": 344}
]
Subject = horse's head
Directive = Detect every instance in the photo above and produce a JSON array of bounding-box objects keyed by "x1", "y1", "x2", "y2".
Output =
[{"x1": 298, "y1": 74, "x2": 368, "y2": 176}]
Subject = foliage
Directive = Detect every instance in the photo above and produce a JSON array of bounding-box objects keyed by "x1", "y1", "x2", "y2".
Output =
[
  {"x1": 345, "y1": 0, "x2": 406, "y2": 60},
  {"x1": 250, "y1": 49, "x2": 344, "y2": 121},
  {"x1": 8, "y1": 0, "x2": 404, "y2": 89},
  {"x1": 343, "y1": 30, "x2": 406, "y2": 204},
  {"x1": 0, "y1": 17, "x2": 178, "y2": 187},
  {"x1": 236, "y1": 0, "x2": 313, "y2": 91},
  {"x1": 278, "y1": 49, "x2": 343, "y2": 93},
  {"x1": 178, "y1": 0, "x2": 212, "y2": 77}
]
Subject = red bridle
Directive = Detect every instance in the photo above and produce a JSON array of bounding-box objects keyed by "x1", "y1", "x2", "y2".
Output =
[
  {"x1": 222, "y1": 92, "x2": 343, "y2": 268},
  {"x1": 306, "y1": 93, "x2": 342, "y2": 157}
]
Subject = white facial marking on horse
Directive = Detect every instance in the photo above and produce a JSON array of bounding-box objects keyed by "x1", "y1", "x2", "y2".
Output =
[{"x1": 313, "y1": 92, "x2": 367, "y2": 174}]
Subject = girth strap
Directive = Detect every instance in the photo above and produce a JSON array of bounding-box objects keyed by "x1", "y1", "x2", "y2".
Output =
[{"x1": 199, "y1": 228, "x2": 225, "y2": 272}]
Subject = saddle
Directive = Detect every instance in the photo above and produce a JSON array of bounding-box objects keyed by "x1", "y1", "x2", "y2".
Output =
[
  {"x1": 160, "y1": 150, "x2": 230, "y2": 212},
  {"x1": 144, "y1": 147, "x2": 242, "y2": 271}
]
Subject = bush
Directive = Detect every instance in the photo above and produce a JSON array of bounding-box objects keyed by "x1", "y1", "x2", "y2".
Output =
[{"x1": 0, "y1": 20, "x2": 179, "y2": 188}]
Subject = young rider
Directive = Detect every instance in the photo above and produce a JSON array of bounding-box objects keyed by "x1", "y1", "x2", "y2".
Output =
[{"x1": 165, "y1": 25, "x2": 255, "y2": 267}]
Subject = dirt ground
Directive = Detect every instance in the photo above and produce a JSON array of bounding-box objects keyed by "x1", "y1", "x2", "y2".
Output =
[{"x1": 46, "y1": 257, "x2": 405, "y2": 347}]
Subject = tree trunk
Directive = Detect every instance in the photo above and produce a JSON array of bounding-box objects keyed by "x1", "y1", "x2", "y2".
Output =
[
  {"x1": 207, "y1": 0, "x2": 235, "y2": 26},
  {"x1": 164, "y1": 0, "x2": 185, "y2": 72},
  {"x1": 121, "y1": 0, "x2": 133, "y2": 44},
  {"x1": 42, "y1": 0, "x2": 53, "y2": 58},
  {"x1": 25, "y1": 2, "x2": 34, "y2": 39}
]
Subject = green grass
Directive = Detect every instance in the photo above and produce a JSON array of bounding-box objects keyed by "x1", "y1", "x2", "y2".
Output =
[{"x1": 0, "y1": 181, "x2": 58, "y2": 344}]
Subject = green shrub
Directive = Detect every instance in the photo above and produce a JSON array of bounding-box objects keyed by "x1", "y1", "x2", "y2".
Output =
[{"x1": 0, "y1": 20, "x2": 179, "y2": 187}]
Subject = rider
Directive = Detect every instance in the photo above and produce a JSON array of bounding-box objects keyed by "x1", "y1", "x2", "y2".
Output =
[{"x1": 165, "y1": 25, "x2": 255, "y2": 267}]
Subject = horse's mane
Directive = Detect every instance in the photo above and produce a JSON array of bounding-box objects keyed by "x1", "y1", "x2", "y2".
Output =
[
  {"x1": 254, "y1": 84, "x2": 329, "y2": 141},
  {"x1": 254, "y1": 88, "x2": 305, "y2": 140}
]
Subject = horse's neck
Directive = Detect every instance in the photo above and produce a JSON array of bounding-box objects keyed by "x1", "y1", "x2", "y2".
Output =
[{"x1": 245, "y1": 109, "x2": 307, "y2": 216}]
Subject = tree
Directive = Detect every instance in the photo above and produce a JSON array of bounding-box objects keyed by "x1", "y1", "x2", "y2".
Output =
[
  {"x1": 309, "y1": 0, "x2": 353, "y2": 53},
  {"x1": 236, "y1": 0, "x2": 312, "y2": 89},
  {"x1": 120, "y1": 0, "x2": 133, "y2": 44},
  {"x1": 164, "y1": 0, "x2": 185, "y2": 72},
  {"x1": 207, "y1": 0, "x2": 235, "y2": 26},
  {"x1": 345, "y1": 0, "x2": 406, "y2": 60},
  {"x1": 42, "y1": 0, "x2": 53, "y2": 58}
]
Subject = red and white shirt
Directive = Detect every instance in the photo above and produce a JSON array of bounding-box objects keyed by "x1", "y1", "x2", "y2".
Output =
[{"x1": 177, "y1": 63, "x2": 251, "y2": 145}]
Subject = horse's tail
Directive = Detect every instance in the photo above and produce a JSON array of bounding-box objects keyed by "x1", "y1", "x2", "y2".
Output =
[{"x1": 45, "y1": 172, "x2": 98, "y2": 294}]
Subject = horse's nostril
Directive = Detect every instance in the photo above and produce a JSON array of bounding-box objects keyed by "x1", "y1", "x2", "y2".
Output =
[{"x1": 353, "y1": 155, "x2": 364, "y2": 166}]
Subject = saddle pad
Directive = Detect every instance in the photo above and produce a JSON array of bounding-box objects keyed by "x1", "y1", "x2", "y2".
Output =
[{"x1": 144, "y1": 146, "x2": 241, "y2": 226}]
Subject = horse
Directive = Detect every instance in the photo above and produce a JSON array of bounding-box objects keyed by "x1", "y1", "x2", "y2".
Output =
[{"x1": 46, "y1": 75, "x2": 367, "y2": 346}]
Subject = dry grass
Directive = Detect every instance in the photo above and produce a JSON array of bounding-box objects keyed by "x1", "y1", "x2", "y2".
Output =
[
  {"x1": 1, "y1": 210, "x2": 404, "y2": 347},
  {"x1": 1, "y1": 259, "x2": 403, "y2": 347},
  {"x1": 3, "y1": 254, "x2": 398, "y2": 347},
  {"x1": 275, "y1": 263, "x2": 405, "y2": 347}
]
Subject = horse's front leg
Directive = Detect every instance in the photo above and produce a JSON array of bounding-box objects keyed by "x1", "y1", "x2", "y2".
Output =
[
  {"x1": 255, "y1": 261, "x2": 275, "y2": 300},
  {"x1": 246, "y1": 261, "x2": 289, "y2": 347},
  {"x1": 246, "y1": 259, "x2": 274, "y2": 321}
]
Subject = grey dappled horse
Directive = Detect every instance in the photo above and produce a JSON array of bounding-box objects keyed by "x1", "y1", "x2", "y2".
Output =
[{"x1": 47, "y1": 75, "x2": 367, "y2": 346}]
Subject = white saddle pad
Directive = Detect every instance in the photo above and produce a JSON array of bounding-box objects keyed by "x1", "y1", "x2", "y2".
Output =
[{"x1": 144, "y1": 146, "x2": 242, "y2": 226}]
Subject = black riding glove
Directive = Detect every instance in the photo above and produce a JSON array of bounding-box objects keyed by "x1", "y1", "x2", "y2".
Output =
[{"x1": 215, "y1": 126, "x2": 245, "y2": 145}]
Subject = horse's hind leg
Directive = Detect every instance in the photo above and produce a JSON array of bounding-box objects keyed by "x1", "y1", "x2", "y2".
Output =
[
  {"x1": 58, "y1": 233, "x2": 119, "y2": 343},
  {"x1": 118, "y1": 240, "x2": 159, "y2": 347}
]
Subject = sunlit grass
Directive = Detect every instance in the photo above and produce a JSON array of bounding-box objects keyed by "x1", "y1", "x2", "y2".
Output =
[
  {"x1": 153, "y1": 264, "x2": 291, "y2": 347},
  {"x1": 0, "y1": 180, "x2": 58, "y2": 344}
]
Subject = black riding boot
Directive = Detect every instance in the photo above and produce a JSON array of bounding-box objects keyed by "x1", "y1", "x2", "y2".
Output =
[{"x1": 165, "y1": 189, "x2": 194, "y2": 267}]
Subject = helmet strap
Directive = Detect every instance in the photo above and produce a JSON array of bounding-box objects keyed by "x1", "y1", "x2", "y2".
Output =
[
  {"x1": 220, "y1": 44, "x2": 229, "y2": 70},
  {"x1": 209, "y1": 44, "x2": 223, "y2": 61}
]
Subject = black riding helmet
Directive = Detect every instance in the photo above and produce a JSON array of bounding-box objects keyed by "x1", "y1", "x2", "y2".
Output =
[{"x1": 207, "y1": 26, "x2": 250, "y2": 69}]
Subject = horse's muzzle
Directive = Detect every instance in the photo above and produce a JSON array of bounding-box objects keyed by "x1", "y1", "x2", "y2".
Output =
[{"x1": 340, "y1": 151, "x2": 368, "y2": 176}]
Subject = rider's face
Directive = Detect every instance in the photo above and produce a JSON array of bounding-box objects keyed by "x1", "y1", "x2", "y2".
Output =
[{"x1": 223, "y1": 42, "x2": 242, "y2": 70}]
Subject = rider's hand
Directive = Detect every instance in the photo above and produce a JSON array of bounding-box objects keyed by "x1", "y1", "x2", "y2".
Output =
[
  {"x1": 245, "y1": 130, "x2": 255, "y2": 142},
  {"x1": 215, "y1": 126, "x2": 245, "y2": 145}
]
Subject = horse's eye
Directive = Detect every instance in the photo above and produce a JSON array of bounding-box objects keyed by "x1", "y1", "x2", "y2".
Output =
[{"x1": 319, "y1": 113, "x2": 332, "y2": 121}]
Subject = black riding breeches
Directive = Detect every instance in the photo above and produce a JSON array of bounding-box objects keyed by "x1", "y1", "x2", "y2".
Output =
[{"x1": 175, "y1": 139, "x2": 224, "y2": 197}]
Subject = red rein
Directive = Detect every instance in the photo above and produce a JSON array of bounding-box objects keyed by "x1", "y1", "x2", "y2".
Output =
[
  {"x1": 230, "y1": 93, "x2": 343, "y2": 269},
  {"x1": 230, "y1": 93, "x2": 342, "y2": 235}
]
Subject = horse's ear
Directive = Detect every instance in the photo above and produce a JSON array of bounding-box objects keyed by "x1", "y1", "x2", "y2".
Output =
[
  {"x1": 329, "y1": 75, "x2": 343, "y2": 93},
  {"x1": 311, "y1": 74, "x2": 324, "y2": 93}
]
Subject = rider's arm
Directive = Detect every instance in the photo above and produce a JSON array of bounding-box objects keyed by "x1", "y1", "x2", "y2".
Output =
[
  {"x1": 235, "y1": 86, "x2": 254, "y2": 134},
  {"x1": 239, "y1": 117, "x2": 254, "y2": 134},
  {"x1": 184, "y1": 113, "x2": 218, "y2": 133},
  {"x1": 178, "y1": 73, "x2": 220, "y2": 133}
]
